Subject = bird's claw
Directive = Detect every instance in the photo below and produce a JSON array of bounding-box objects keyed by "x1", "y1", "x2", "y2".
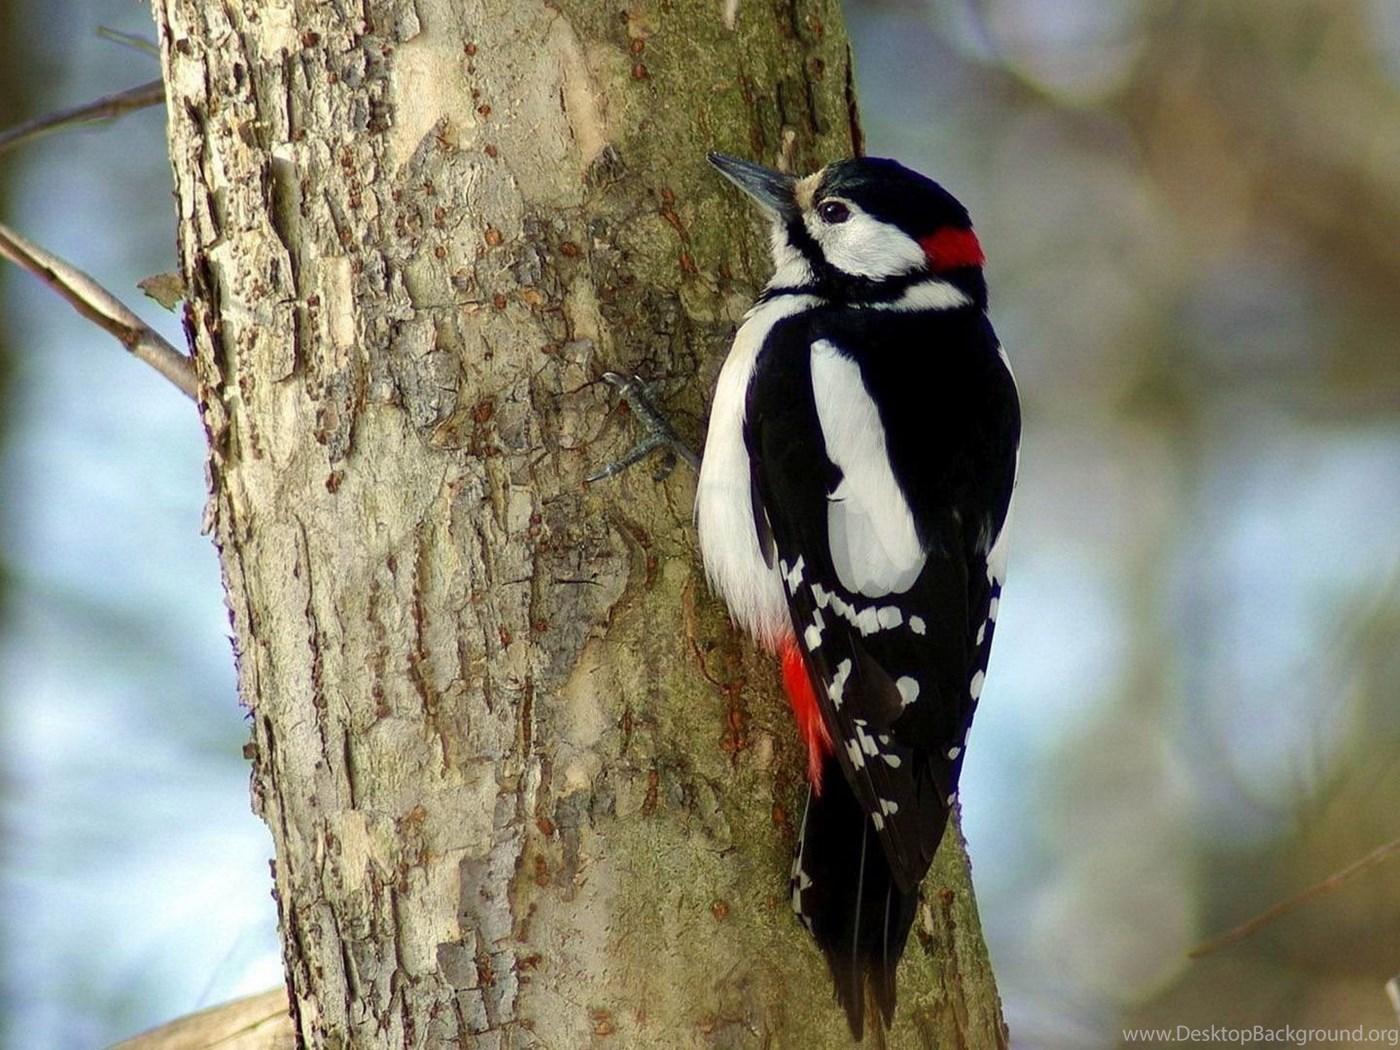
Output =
[{"x1": 587, "y1": 371, "x2": 700, "y2": 483}]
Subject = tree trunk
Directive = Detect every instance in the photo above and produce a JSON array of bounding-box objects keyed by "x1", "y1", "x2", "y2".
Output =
[{"x1": 151, "y1": 0, "x2": 1007, "y2": 1045}]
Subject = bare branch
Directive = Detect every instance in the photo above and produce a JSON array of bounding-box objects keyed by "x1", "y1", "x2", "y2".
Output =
[
  {"x1": 0, "y1": 79, "x2": 163, "y2": 156},
  {"x1": 111, "y1": 988, "x2": 293, "y2": 1050},
  {"x1": 1189, "y1": 835, "x2": 1400, "y2": 959},
  {"x1": 96, "y1": 26, "x2": 161, "y2": 58},
  {"x1": 0, "y1": 221, "x2": 197, "y2": 400}
]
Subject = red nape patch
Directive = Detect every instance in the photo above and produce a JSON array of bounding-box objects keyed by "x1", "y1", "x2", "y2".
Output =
[
  {"x1": 919, "y1": 226, "x2": 985, "y2": 272},
  {"x1": 781, "y1": 638, "x2": 834, "y2": 792}
]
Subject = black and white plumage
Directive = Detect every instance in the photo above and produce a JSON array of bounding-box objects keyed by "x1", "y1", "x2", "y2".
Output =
[{"x1": 696, "y1": 153, "x2": 1020, "y2": 1038}]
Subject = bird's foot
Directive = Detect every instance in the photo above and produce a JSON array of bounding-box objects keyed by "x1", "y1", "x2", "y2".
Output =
[{"x1": 587, "y1": 372, "x2": 701, "y2": 483}]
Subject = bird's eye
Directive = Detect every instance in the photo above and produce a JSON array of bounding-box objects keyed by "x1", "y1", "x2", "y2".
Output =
[{"x1": 817, "y1": 200, "x2": 850, "y2": 224}]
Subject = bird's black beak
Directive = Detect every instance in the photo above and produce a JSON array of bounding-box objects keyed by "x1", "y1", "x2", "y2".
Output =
[{"x1": 707, "y1": 152, "x2": 797, "y2": 220}]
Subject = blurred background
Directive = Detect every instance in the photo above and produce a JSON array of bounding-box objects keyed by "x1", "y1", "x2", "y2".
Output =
[
  {"x1": 1, "y1": 0, "x2": 1397, "y2": 1046},
  {"x1": 0, "y1": 2, "x2": 280, "y2": 1046}
]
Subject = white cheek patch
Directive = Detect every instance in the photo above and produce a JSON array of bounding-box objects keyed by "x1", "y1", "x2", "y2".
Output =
[
  {"x1": 804, "y1": 205, "x2": 926, "y2": 279},
  {"x1": 810, "y1": 339, "x2": 926, "y2": 597},
  {"x1": 769, "y1": 222, "x2": 814, "y2": 287}
]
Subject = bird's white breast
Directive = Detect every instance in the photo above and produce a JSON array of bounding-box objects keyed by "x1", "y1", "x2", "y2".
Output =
[{"x1": 696, "y1": 293, "x2": 819, "y2": 649}]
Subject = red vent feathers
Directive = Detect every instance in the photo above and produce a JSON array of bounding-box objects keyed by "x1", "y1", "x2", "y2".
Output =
[{"x1": 781, "y1": 638, "x2": 833, "y2": 791}]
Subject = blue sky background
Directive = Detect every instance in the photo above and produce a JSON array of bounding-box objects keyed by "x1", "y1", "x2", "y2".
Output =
[{"x1": 0, "y1": 3, "x2": 279, "y2": 1045}]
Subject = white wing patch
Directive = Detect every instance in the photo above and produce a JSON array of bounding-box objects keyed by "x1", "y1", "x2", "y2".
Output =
[
  {"x1": 810, "y1": 340, "x2": 925, "y2": 597},
  {"x1": 895, "y1": 676, "x2": 920, "y2": 706}
]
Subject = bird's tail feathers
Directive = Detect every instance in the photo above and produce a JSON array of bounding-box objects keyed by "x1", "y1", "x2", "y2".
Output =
[{"x1": 790, "y1": 757, "x2": 918, "y2": 1040}]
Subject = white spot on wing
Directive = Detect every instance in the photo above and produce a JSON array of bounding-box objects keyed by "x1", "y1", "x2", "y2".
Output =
[
  {"x1": 896, "y1": 676, "x2": 920, "y2": 707},
  {"x1": 829, "y1": 658, "x2": 852, "y2": 707},
  {"x1": 946, "y1": 745, "x2": 961, "y2": 760},
  {"x1": 811, "y1": 340, "x2": 925, "y2": 598},
  {"x1": 826, "y1": 591, "x2": 895, "y2": 637},
  {"x1": 856, "y1": 724, "x2": 879, "y2": 756},
  {"x1": 845, "y1": 737, "x2": 865, "y2": 769},
  {"x1": 909, "y1": 615, "x2": 926, "y2": 635},
  {"x1": 803, "y1": 607, "x2": 825, "y2": 650},
  {"x1": 969, "y1": 670, "x2": 985, "y2": 700},
  {"x1": 853, "y1": 606, "x2": 880, "y2": 635},
  {"x1": 784, "y1": 555, "x2": 805, "y2": 592}
]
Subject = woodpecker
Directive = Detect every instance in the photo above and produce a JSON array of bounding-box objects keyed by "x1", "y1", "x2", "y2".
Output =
[
  {"x1": 693, "y1": 152, "x2": 1021, "y2": 1038},
  {"x1": 589, "y1": 152, "x2": 1018, "y2": 1036}
]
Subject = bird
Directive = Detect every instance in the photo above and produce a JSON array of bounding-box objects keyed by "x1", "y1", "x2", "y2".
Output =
[
  {"x1": 690, "y1": 152, "x2": 1021, "y2": 1038},
  {"x1": 587, "y1": 150, "x2": 1020, "y2": 1038}
]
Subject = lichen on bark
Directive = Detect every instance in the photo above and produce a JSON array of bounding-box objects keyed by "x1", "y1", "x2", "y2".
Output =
[{"x1": 151, "y1": 0, "x2": 1007, "y2": 1045}]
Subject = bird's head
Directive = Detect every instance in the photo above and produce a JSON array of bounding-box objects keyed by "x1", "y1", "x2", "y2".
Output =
[{"x1": 707, "y1": 152, "x2": 985, "y2": 307}]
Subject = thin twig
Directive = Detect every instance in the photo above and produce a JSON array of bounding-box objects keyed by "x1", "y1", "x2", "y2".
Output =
[
  {"x1": 96, "y1": 26, "x2": 161, "y2": 58},
  {"x1": 1189, "y1": 835, "x2": 1400, "y2": 959},
  {"x1": 0, "y1": 79, "x2": 164, "y2": 156},
  {"x1": 0, "y1": 221, "x2": 197, "y2": 400}
]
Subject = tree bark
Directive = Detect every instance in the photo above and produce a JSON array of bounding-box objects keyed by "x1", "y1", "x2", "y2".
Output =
[{"x1": 151, "y1": 0, "x2": 1008, "y2": 1045}]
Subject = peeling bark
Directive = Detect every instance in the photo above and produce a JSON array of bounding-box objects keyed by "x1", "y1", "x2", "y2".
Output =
[{"x1": 151, "y1": 0, "x2": 1007, "y2": 1045}]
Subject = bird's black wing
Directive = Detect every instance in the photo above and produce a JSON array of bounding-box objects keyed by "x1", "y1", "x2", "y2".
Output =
[{"x1": 746, "y1": 305, "x2": 1019, "y2": 891}]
